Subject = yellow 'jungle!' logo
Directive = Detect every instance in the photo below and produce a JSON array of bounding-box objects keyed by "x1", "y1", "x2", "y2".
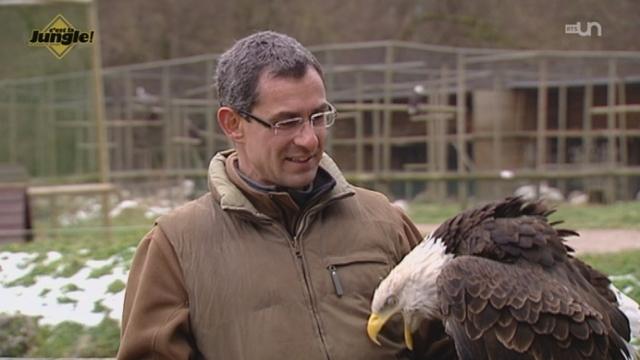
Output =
[{"x1": 28, "y1": 14, "x2": 94, "y2": 59}]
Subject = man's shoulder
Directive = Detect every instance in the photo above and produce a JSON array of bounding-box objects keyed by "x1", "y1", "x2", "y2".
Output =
[
  {"x1": 155, "y1": 193, "x2": 217, "y2": 238},
  {"x1": 348, "y1": 185, "x2": 393, "y2": 206},
  {"x1": 161, "y1": 193, "x2": 214, "y2": 220},
  {"x1": 339, "y1": 185, "x2": 403, "y2": 218}
]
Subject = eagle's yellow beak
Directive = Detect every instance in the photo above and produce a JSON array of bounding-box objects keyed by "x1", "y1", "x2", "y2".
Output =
[
  {"x1": 403, "y1": 319, "x2": 414, "y2": 350},
  {"x1": 367, "y1": 312, "x2": 389, "y2": 346},
  {"x1": 367, "y1": 311, "x2": 414, "y2": 350}
]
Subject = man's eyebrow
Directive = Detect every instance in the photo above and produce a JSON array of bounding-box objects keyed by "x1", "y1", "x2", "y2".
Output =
[
  {"x1": 315, "y1": 103, "x2": 331, "y2": 112},
  {"x1": 271, "y1": 111, "x2": 300, "y2": 121}
]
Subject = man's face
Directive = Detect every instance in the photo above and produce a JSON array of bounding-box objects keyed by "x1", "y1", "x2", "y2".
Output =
[{"x1": 236, "y1": 67, "x2": 327, "y2": 189}]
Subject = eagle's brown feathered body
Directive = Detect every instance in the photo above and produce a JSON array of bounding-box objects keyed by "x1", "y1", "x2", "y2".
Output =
[
  {"x1": 433, "y1": 197, "x2": 633, "y2": 360},
  {"x1": 368, "y1": 197, "x2": 637, "y2": 360}
]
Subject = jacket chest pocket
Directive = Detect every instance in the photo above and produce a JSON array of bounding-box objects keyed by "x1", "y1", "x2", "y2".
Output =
[{"x1": 324, "y1": 254, "x2": 391, "y2": 299}]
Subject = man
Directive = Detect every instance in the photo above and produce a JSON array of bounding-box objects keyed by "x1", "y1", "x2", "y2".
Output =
[{"x1": 118, "y1": 31, "x2": 429, "y2": 359}]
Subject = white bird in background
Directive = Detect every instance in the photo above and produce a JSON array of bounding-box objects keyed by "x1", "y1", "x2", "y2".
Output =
[{"x1": 135, "y1": 86, "x2": 159, "y2": 104}]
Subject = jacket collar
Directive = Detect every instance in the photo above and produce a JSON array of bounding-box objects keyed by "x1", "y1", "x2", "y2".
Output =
[{"x1": 208, "y1": 149, "x2": 354, "y2": 220}]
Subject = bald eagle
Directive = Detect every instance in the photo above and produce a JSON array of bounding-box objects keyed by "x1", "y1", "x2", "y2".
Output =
[{"x1": 368, "y1": 197, "x2": 640, "y2": 360}]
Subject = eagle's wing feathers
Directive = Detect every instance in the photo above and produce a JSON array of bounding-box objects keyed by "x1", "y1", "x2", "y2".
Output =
[
  {"x1": 463, "y1": 216, "x2": 569, "y2": 267},
  {"x1": 437, "y1": 256, "x2": 622, "y2": 360},
  {"x1": 569, "y1": 257, "x2": 634, "y2": 341}
]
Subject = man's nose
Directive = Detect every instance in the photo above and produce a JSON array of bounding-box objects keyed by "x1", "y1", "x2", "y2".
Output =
[{"x1": 293, "y1": 120, "x2": 320, "y2": 150}]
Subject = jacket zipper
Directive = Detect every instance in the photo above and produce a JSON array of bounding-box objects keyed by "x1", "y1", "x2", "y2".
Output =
[
  {"x1": 327, "y1": 265, "x2": 344, "y2": 297},
  {"x1": 289, "y1": 234, "x2": 332, "y2": 360},
  {"x1": 261, "y1": 193, "x2": 352, "y2": 360},
  {"x1": 289, "y1": 199, "x2": 346, "y2": 360}
]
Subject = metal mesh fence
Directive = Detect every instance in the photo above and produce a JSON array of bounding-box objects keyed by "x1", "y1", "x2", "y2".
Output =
[{"x1": 1, "y1": 38, "x2": 640, "y2": 201}]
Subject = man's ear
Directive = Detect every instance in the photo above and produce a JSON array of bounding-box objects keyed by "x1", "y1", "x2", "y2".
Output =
[{"x1": 217, "y1": 106, "x2": 245, "y2": 143}]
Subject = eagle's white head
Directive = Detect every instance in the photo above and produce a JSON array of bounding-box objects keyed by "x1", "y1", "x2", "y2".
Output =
[{"x1": 367, "y1": 235, "x2": 453, "y2": 349}]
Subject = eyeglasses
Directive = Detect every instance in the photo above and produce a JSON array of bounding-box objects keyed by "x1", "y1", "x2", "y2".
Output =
[{"x1": 236, "y1": 103, "x2": 336, "y2": 136}]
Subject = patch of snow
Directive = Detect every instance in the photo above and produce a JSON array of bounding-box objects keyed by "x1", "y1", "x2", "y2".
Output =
[
  {"x1": 1, "y1": 251, "x2": 128, "y2": 326},
  {"x1": 109, "y1": 199, "x2": 140, "y2": 218},
  {"x1": 42, "y1": 251, "x2": 62, "y2": 265},
  {"x1": 0, "y1": 252, "x2": 38, "y2": 284}
]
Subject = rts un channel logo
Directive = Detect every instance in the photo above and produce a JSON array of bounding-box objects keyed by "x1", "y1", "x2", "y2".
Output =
[
  {"x1": 28, "y1": 14, "x2": 94, "y2": 59},
  {"x1": 564, "y1": 21, "x2": 602, "y2": 37}
]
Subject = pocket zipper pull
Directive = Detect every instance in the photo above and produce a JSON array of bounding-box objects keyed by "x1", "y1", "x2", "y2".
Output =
[{"x1": 328, "y1": 265, "x2": 344, "y2": 297}]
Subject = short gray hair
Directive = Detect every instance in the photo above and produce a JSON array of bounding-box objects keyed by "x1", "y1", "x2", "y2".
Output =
[{"x1": 215, "y1": 31, "x2": 324, "y2": 112}]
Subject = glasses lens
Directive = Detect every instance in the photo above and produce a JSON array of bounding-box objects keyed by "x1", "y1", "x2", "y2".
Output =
[
  {"x1": 310, "y1": 109, "x2": 336, "y2": 128},
  {"x1": 272, "y1": 105, "x2": 336, "y2": 135},
  {"x1": 324, "y1": 111, "x2": 336, "y2": 128},
  {"x1": 274, "y1": 118, "x2": 304, "y2": 136},
  {"x1": 310, "y1": 113, "x2": 326, "y2": 127}
]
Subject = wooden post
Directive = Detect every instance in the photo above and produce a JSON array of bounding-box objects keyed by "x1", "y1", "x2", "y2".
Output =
[
  {"x1": 50, "y1": 195, "x2": 58, "y2": 240},
  {"x1": 75, "y1": 76, "x2": 86, "y2": 175},
  {"x1": 557, "y1": 85, "x2": 568, "y2": 194},
  {"x1": 536, "y1": 58, "x2": 548, "y2": 198},
  {"x1": 89, "y1": 0, "x2": 110, "y2": 185},
  {"x1": 48, "y1": 79, "x2": 57, "y2": 177},
  {"x1": 112, "y1": 77, "x2": 124, "y2": 172},
  {"x1": 162, "y1": 65, "x2": 171, "y2": 174},
  {"x1": 606, "y1": 59, "x2": 617, "y2": 202},
  {"x1": 206, "y1": 58, "x2": 216, "y2": 158},
  {"x1": 324, "y1": 49, "x2": 335, "y2": 99},
  {"x1": 427, "y1": 81, "x2": 436, "y2": 173},
  {"x1": 8, "y1": 85, "x2": 16, "y2": 164},
  {"x1": 583, "y1": 72, "x2": 593, "y2": 167},
  {"x1": 456, "y1": 53, "x2": 468, "y2": 208},
  {"x1": 37, "y1": 86, "x2": 46, "y2": 177},
  {"x1": 618, "y1": 80, "x2": 629, "y2": 199},
  {"x1": 372, "y1": 99, "x2": 381, "y2": 187},
  {"x1": 536, "y1": 58, "x2": 548, "y2": 173},
  {"x1": 437, "y1": 65, "x2": 448, "y2": 202},
  {"x1": 124, "y1": 70, "x2": 134, "y2": 170},
  {"x1": 492, "y1": 92, "x2": 503, "y2": 199},
  {"x1": 382, "y1": 43, "x2": 394, "y2": 178},
  {"x1": 89, "y1": 0, "x2": 111, "y2": 237}
]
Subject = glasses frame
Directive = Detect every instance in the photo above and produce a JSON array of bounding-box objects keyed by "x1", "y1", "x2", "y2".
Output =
[{"x1": 235, "y1": 102, "x2": 336, "y2": 136}]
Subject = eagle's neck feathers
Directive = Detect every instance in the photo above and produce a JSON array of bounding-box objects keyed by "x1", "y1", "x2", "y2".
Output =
[{"x1": 398, "y1": 236, "x2": 454, "y2": 319}]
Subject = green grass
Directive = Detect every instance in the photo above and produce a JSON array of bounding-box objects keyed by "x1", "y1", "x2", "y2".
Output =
[
  {"x1": 7, "y1": 261, "x2": 59, "y2": 287},
  {"x1": 581, "y1": 249, "x2": 640, "y2": 303},
  {"x1": 106, "y1": 279, "x2": 125, "y2": 294},
  {"x1": 407, "y1": 202, "x2": 461, "y2": 225},
  {"x1": 26, "y1": 318, "x2": 121, "y2": 357},
  {"x1": 0, "y1": 208, "x2": 150, "y2": 287},
  {"x1": 0, "y1": 206, "x2": 149, "y2": 357},
  {"x1": 56, "y1": 296, "x2": 78, "y2": 305},
  {"x1": 61, "y1": 283, "x2": 82, "y2": 293},
  {"x1": 92, "y1": 300, "x2": 109, "y2": 314},
  {"x1": 549, "y1": 202, "x2": 640, "y2": 230},
  {"x1": 88, "y1": 263, "x2": 115, "y2": 279},
  {"x1": 408, "y1": 201, "x2": 640, "y2": 229}
]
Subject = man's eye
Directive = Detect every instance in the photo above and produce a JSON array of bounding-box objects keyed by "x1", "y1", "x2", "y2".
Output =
[
  {"x1": 311, "y1": 112, "x2": 328, "y2": 126},
  {"x1": 276, "y1": 118, "x2": 303, "y2": 128}
]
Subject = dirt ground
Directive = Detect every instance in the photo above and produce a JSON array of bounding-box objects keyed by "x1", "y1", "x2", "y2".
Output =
[{"x1": 416, "y1": 225, "x2": 640, "y2": 254}]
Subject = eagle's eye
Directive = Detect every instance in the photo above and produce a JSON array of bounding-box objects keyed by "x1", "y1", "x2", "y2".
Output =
[{"x1": 384, "y1": 295, "x2": 398, "y2": 308}]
